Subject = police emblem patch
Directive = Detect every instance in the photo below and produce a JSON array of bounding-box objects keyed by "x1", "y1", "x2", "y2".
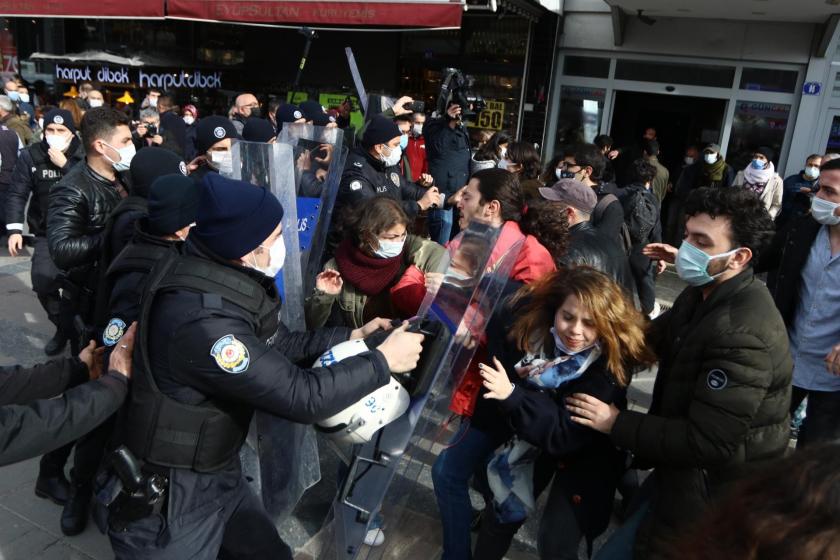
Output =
[
  {"x1": 353, "y1": 161, "x2": 363, "y2": 168},
  {"x1": 213, "y1": 126, "x2": 226, "y2": 139},
  {"x1": 706, "y1": 369, "x2": 728, "y2": 390},
  {"x1": 54, "y1": 115, "x2": 64, "y2": 125},
  {"x1": 179, "y1": 161, "x2": 188, "y2": 175},
  {"x1": 350, "y1": 180, "x2": 362, "y2": 191},
  {"x1": 390, "y1": 172, "x2": 400, "y2": 186},
  {"x1": 102, "y1": 318, "x2": 127, "y2": 347},
  {"x1": 211, "y1": 334, "x2": 250, "y2": 374},
  {"x1": 293, "y1": 110, "x2": 303, "y2": 119}
]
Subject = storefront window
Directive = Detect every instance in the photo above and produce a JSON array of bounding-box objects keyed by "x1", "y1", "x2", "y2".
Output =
[
  {"x1": 615, "y1": 59, "x2": 735, "y2": 88},
  {"x1": 555, "y1": 85, "x2": 605, "y2": 149},
  {"x1": 739, "y1": 67, "x2": 798, "y2": 93},
  {"x1": 826, "y1": 115, "x2": 840, "y2": 154},
  {"x1": 725, "y1": 100, "x2": 791, "y2": 171},
  {"x1": 563, "y1": 56, "x2": 610, "y2": 78}
]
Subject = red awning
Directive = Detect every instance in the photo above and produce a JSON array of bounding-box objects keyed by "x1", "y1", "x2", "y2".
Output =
[
  {"x1": 0, "y1": 0, "x2": 164, "y2": 18},
  {"x1": 167, "y1": 0, "x2": 463, "y2": 28}
]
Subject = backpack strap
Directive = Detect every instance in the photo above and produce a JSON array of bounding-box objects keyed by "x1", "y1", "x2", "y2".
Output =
[{"x1": 593, "y1": 193, "x2": 618, "y2": 222}]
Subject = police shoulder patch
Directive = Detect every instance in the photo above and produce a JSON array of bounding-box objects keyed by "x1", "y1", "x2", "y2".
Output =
[
  {"x1": 350, "y1": 180, "x2": 363, "y2": 191},
  {"x1": 102, "y1": 318, "x2": 127, "y2": 347},
  {"x1": 211, "y1": 334, "x2": 250, "y2": 374},
  {"x1": 706, "y1": 369, "x2": 728, "y2": 390},
  {"x1": 390, "y1": 172, "x2": 400, "y2": 186},
  {"x1": 353, "y1": 161, "x2": 363, "y2": 168}
]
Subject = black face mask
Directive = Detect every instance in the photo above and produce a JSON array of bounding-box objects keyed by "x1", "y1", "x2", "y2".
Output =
[
  {"x1": 559, "y1": 170, "x2": 576, "y2": 179},
  {"x1": 249, "y1": 107, "x2": 262, "y2": 119}
]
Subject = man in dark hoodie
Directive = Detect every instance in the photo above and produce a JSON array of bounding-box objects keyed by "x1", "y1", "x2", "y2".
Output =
[{"x1": 6, "y1": 108, "x2": 85, "y2": 356}]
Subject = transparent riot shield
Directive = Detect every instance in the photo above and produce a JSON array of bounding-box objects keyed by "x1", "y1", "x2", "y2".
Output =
[
  {"x1": 224, "y1": 140, "x2": 320, "y2": 522},
  {"x1": 277, "y1": 123, "x2": 347, "y2": 295},
  {"x1": 304, "y1": 221, "x2": 525, "y2": 559}
]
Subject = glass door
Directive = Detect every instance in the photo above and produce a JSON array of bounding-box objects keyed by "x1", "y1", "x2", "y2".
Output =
[{"x1": 821, "y1": 110, "x2": 840, "y2": 155}]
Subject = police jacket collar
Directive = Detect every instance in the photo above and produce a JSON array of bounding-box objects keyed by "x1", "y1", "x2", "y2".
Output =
[
  {"x1": 185, "y1": 236, "x2": 278, "y2": 293},
  {"x1": 360, "y1": 146, "x2": 387, "y2": 172},
  {"x1": 134, "y1": 218, "x2": 181, "y2": 248}
]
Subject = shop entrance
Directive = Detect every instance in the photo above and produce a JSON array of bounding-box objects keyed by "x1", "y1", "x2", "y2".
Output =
[{"x1": 609, "y1": 91, "x2": 727, "y2": 183}]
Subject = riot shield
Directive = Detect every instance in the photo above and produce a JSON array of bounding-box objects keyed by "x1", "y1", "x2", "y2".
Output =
[
  {"x1": 303, "y1": 221, "x2": 525, "y2": 559},
  {"x1": 224, "y1": 140, "x2": 320, "y2": 522},
  {"x1": 277, "y1": 123, "x2": 347, "y2": 295}
]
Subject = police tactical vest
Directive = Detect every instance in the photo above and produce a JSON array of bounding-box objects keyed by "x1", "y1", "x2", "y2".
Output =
[
  {"x1": 27, "y1": 144, "x2": 67, "y2": 234},
  {"x1": 124, "y1": 251, "x2": 281, "y2": 472}
]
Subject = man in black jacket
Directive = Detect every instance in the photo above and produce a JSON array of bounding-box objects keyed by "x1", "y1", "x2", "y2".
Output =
[
  {"x1": 0, "y1": 326, "x2": 133, "y2": 467},
  {"x1": 338, "y1": 114, "x2": 440, "y2": 220},
  {"x1": 107, "y1": 173, "x2": 426, "y2": 559},
  {"x1": 6, "y1": 108, "x2": 85, "y2": 355},
  {"x1": 540, "y1": 179, "x2": 635, "y2": 296},
  {"x1": 424, "y1": 103, "x2": 471, "y2": 244},
  {"x1": 42, "y1": 107, "x2": 132, "y2": 527}
]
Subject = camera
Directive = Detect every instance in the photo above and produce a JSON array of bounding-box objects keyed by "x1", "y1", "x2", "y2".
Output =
[
  {"x1": 142, "y1": 123, "x2": 158, "y2": 138},
  {"x1": 436, "y1": 68, "x2": 486, "y2": 120},
  {"x1": 403, "y1": 100, "x2": 425, "y2": 114}
]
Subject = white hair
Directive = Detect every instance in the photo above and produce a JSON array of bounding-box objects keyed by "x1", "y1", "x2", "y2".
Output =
[{"x1": 0, "y1": 95, "x2": 13, "y2": 112}]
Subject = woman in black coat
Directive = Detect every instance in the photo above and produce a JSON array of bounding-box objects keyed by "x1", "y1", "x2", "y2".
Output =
[{"x1": 473, "y1": 267, "x2": 655, "y2": 559}]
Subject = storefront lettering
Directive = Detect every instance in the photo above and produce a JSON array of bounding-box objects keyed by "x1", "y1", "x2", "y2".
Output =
[
  {"x1": 96, "y1": 66, "x2": 130, "y2": 85},
  {"x1": 138, "y1": 69, "x2": 222, "y2": 89},
  {"x1": 55, "y1": 65, "x2": 92, "y2": 83}
]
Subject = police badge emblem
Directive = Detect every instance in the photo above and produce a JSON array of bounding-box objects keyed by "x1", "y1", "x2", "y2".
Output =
[
  {"x1": 390, "y1": 172, "x2": 400, "y2": 186},
  {"x1": 211, "y1": 334, "x2": 250, "y2": 374},
  {"x1": 102, "y1": 318, "x2": 127, "y2": 347}
]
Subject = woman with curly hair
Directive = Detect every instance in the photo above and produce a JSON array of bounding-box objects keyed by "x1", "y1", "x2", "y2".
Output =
[
  {"x1": 504, "y1": 141, "x2": 544, "y2": 200},
  {"x1": 676, "y1": 443, "x2": 840, "y2": 560},
  {"x1": 472, "y1": 267, "x2": 655, "y2": 560}
]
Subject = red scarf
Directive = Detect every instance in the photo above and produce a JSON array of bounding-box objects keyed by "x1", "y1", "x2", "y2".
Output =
[{"x1": 334, "y1": 239, "x2": 404, "y2": 296}]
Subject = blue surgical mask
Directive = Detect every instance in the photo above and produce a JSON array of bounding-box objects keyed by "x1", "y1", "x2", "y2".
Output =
[
  {"x1": 399, "y1": 134, "x2": 408, "y2": 150},
  {"x1": 374, "y1": 238, "x2": 405, "y2": 259},
  {"x1": 6, "y1": 90, "x2": 19, "y2": 102},
  {"x1": 675, "y1": 241, "x2": 740, "y2": 287},
  {"x1": 549, "y1": 326, "x2": 597, "y2": 355},
  {"x1": 750, "y1": 159, "x2": 766, "y2": 170}
]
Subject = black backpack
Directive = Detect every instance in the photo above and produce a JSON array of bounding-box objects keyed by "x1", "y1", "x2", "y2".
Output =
[
  {"x1": 623, "y1": 188, "x2": 659, "y2": 245},
  {"x1": 594, "y1": 194, "x2": 634, "y2": 255}
]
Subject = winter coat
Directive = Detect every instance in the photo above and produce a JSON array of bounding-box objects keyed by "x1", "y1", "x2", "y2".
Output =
[
  {"x1": 733, "y1": 170, "x2": 783, "y2": 219},
  {"x1": 338, "y1": 146, "x2": 427, "y2": 218},
  {"x1": 424, "y1": 117, "x2": 471, "y2": 195},
  {"x1": 610, "y1": 269, "x2": 792, "y2": 560},
  {"x1": 560, "y1": 222, "x2": 636, "y2": 296},
  {"x1": 305, "y1": 234, "x2": 446, "y2": 330}
]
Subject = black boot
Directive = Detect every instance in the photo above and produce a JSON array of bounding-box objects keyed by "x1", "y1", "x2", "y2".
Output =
[
  {"x1": 44, "y1": 329, "x2": 68, "y2": 356},
  {"x1": 34, "y1": 472, "x2": 71, "y2": 505},
  {"x1": 61, "y1": 483, "x2": 92, "y2": 536}
]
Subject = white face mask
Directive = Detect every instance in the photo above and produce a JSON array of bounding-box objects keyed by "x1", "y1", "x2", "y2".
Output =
[
  {"x1": 811, "y1": 196, "x2": 840, "y2": 226},
  {"x1": 412, "y1": 124, "x2": 423, "y2": 137},
  {"x1": 37, "y1": 118, "x2": 44, "y2": 130},
  {"x1": 374, "y1": 238, "x2": 405, "y2": 259},
  {"x1": 804, "y1": 166, "x2": 820, "y2": 180},
  {"x1": 45, "y1": 133, "x2": 70, "y2": 152},
  {"x1": 102, "y1": 141, "x2": 136, "y2": 172},
  {"x1": 497, "y1": 158, "x2": 510, "y2": 170},
  {"x1": 88, "y1": 99, "x2": 103, "y2": 108},
  {"x1": 555, "y1": 167, "x2": 564, "y2": 181},
  {"x1": 499, "y1": 146, "x2": 507, "y2": 159},
  {"x1": 148, "y1": 96, "x2": 158, "y2": 108},
  {"x1": 209, "y1": 151, "x2": 233, "y2": 175},
  {"x1": 381, "y1": 144, "x2": 402, "y2": 167},
  {"x1": 249, "y1": 238, "x2": 286, "y2": 278},
  {"x1": 684, "y1": 156, "x2": 695, "y2": 165},
  {"x1": 18, "y1": 93, "x2": 29, "y2": 104},
  {"x1": 704, "y1": 153, "x2": 718, "y2": 165},
  {"x1": 183, "y1": 115, "x2": 195, "y2": 125}
]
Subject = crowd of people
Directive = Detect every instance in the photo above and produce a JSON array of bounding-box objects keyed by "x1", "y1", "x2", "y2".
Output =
[{"x1": 0, "y1": 71, "x2": 839, "y2": 560}]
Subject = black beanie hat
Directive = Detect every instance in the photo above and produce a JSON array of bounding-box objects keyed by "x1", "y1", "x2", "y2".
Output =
[
  {"x1": 43, "y1": 108, "x2": 76, "y2": 135},
  {"x1": 242, "y1": 118, "x2": 276, "y2": 143},
  {"x1": 196, "y1": 116, "x2": 241, "y2": 154},
  {"x1": 275, "y1": 103, "x2": 304, "y2": 124},
  {"x1": 191, "y1": 173, "x2": 284, "y2": 260},
  {"x1": 129, "y1": 147, "x2": 187, "y2": 198},
  {"x1": 147, "y1": 174, "x2": 201, "y2": 236},
  {"x1": 299, "y1": 100, "x2": 326, "y2": 122},
  {"x1": 362, "y1": 115, "x2": 402, "y2": 149},
  {"x1": 755, "y1": 146, "x2": 775, "y2": 162}
]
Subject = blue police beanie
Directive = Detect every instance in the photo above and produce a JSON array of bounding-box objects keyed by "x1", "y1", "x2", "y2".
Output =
[
  {"x1": 43, "y1": 108, "x2": 77, "y2": 135},
  {"x1": 191, "y1": 173, "x2": 284, "y2": 260}
]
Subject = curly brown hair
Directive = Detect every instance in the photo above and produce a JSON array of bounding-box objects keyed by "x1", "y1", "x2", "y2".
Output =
[
  {"x1": 675, "y1": 444, "x2": 840, "y2": 560},
  {"x1": 345, "y1": 196, "x2": 409, "y2": 254},
  {"x1": 508, "y1": 267, "x2": 655, "y2": 385},
  {"x1": 520, "y1": 198, "x2": 569, "y2": 265}
]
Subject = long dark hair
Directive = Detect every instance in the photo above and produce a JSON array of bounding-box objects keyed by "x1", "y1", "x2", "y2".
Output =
[
  {"x1": 507, "y1": 141, "x2": 542, "y2": 180},
  {"x1": 475, "y1": 130, "x2": 512, "y2": 163},
  {"x1": 540, "y1": 153, "x2": 565, "y2": 185},
  {"x1": 472, "y1": 168, "x2": 523, "y2": 223},
  {"x1": 676, "y1": 444, "x2": 840, "y2": 560}
]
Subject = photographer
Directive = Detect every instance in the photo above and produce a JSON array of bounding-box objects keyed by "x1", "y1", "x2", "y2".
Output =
[
  {"x1": 425, "y1": 102, "x2": 471, "y2": 244},
  {"x1": 132, "y1": 108, "x2": 181, "y2": 155}
]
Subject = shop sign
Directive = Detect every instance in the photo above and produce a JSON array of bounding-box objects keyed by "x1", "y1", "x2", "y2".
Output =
[
  {"x1": 467, "y1": 100, "x2": 505, "y2": 131},
  {"x1": 55, "y1": 64, "x2": 222, "y2": 89}
]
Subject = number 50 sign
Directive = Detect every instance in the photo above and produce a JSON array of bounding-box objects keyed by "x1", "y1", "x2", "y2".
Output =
[{"x1": 467, "y1": 100, "x2": 505, "y2": 131}]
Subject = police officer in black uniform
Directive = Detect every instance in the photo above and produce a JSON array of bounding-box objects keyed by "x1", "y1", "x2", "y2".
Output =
[
  {"x1": 338, "y1": 114, "x2": 442, "y2": 219},
  {"x1": 188, "y1": 116, "x2": 240, "y2": 184},
  {"x1": 107, "y1": 173, "x2": 425, "y2": 559},
  {"x1": 6, "y1": 108, "x2": 84, "y2": 356}
]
